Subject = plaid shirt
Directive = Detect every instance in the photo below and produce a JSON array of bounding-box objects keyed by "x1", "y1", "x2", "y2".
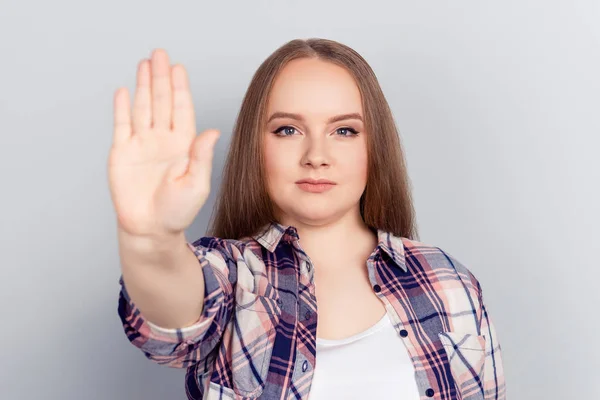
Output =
[{"x1": 118, "y1": 222, "x2": 506, "y2": 400}]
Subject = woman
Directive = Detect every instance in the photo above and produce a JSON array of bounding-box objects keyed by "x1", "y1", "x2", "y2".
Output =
[{"x1": 109, "y1": 38, "x2": 506, "y2": 400}]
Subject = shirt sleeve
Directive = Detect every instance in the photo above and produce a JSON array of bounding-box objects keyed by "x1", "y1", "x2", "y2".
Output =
[
  {"x1": 117, "y1": 236, "x2": 236, "y2": 369},
  {"x1": 477, "y1": 281, "x2": 507, "y2": 400}
]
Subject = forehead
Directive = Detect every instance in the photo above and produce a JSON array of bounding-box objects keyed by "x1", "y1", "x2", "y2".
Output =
[{"x1": 266, "y1": 58, "x2": 363, "y2": 115}]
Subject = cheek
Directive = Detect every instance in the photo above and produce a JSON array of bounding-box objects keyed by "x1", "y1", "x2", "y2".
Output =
[
  {"x1": 263, "y1": 139, "x2": 292, "y2": 185},
  {"x1": 339, "y1": 145, "x2": 368, "y2": 184}
]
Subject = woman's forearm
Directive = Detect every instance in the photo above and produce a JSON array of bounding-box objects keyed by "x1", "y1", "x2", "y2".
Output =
[{"x1": 117, "y1": 228, "x2": 205, "y2": 329}]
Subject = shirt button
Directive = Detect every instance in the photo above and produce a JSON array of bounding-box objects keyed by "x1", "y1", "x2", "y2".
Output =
[
  {"x1": 373, "y1": 284, "x2": 381, "y2": 293},
  {"x1": 302, "y1": 360, "x2": 308, "y2": 372},
  {"x1": 276, "y1": 298, "x2": 283, "y2": 307},
  {"x1": 425, "y1": 388, "x2": 435, "y2": 397},
  {"x1": 399, "y1": 329, "x2": 408, "y2": 337},
  {"x1": 305, "y1": 310, "x2": 311, "y2": 320}
]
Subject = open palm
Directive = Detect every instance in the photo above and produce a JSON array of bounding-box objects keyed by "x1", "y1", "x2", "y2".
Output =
[{"x1": 107, "y1": 49, "x2": 220, "y2": 238}]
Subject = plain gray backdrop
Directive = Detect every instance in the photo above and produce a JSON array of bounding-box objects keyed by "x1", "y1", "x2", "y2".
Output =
[{"x1": 1, "y1": 0, "x2": 598, "y2": 398}]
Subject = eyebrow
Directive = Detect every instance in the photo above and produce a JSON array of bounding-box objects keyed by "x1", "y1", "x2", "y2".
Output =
[{"x1": 266, "y1": 112, "x2": 364, "y2": 124}]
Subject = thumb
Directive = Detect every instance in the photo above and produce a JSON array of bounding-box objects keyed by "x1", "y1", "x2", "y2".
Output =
[{"x1": 188, "y1": 129, "x2": 221, "y2": 184}]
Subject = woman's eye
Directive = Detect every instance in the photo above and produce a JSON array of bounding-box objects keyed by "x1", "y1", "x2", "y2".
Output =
[
  {"x1": 336, "y1": 127, "x2": 359, "y2": 137},
  {"x1": 273, "y1": 126, "x2": 297, "y2": 136}
]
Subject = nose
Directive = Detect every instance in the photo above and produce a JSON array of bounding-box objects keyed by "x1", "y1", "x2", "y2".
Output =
[{"x1": 301, "y1": 135, "x2": 330, "y2": 168}]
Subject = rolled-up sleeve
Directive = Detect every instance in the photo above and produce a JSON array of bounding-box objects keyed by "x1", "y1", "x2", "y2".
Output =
[
  {"x1": 477, "y1": 282, "x2": 507, "y2": 400},
  {"x1": 117, "y1": 237, "x2": 236, "y2": 369}
]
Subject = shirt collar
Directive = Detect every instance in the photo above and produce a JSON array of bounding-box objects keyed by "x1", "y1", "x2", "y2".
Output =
[{"x1": 252, "y1": 221, "x2": 407, "y2": 272}]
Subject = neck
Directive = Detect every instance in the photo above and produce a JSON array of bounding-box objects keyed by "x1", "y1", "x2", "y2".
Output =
[{"x1": 277, "y1": 209, "x2": 379, "y2": 269}]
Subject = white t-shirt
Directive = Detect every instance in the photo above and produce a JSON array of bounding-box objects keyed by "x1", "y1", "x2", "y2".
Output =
[{"x1": 308, "y1": 312, "x2": 421, "y2": 399}]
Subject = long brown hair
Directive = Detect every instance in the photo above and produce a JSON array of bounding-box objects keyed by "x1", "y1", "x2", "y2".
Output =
[{"x1": 205, "y1": 38, "x2": 419, "y2": 241}]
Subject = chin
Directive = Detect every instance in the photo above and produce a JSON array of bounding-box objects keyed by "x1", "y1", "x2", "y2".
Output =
[{"x1": 292, "y1": 206, "x2": 340, "y2": 222}]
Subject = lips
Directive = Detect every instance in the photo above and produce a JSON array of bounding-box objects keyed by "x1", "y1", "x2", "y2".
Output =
[
  {"x1": 295, "y1": 179, "x2": 336, "y2": 185},
  {"x1": 296, "y1": 181, "x2": 335, "y2": 193}
]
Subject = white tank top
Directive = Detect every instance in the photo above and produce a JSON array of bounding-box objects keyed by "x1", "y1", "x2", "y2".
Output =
[{"x1": 308, "y1": 312, "x2": 421, "y2": 399}]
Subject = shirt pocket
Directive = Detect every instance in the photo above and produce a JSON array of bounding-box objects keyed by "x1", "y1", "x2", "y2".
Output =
[
  {"x1": 438, "y1": 331, "x2": 486, "y2": 400},
  {"x1": 230, "y1": 287, "x2": 281, "y2": 398}
]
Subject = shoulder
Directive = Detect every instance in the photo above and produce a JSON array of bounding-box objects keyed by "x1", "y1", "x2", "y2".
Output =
[
  {"x1": 400, "y1": 237, "x2": 482, "y2": 298},
  {"x1": 189, "y1": 236, "x2": 249, "y2": 260},
  {"x1": 188, "y1": 235, "x2": 269, "y2": 278}
]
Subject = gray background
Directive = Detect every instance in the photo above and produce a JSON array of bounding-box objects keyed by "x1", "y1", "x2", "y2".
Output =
[{"x1": 1, "y1": 0, "x2": 598, "y2": 398}]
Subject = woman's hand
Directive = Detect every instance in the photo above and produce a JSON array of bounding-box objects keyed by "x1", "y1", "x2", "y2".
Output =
[{"x1": 107, "y1": 49, "x2": 221, "y2": 238}]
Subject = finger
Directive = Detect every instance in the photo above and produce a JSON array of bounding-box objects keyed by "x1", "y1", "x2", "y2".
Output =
[
  {"x1": 150, "y1": 49, "x2": 173, "y2": 131},
  {"x1": 171, "y1": 64, "x2": 196, "y2": 136},
  {"x1": 132, "y1": 58, "x2": 151, "y2": 135},
  {"x1": 113, "y1": 87, "x2": 132, "y2": 146}
]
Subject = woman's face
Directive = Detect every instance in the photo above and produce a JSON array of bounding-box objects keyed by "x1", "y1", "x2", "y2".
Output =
[{"x1": 263, "y1": 57, "x2": 368, "y2": 226}]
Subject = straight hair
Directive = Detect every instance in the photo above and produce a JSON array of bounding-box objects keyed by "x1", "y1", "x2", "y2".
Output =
[{"x1": 206, "y1": 38, "x2": 419, "y2": 241}]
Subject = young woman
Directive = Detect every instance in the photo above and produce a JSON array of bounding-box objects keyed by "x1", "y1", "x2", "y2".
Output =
[{"x1": 109, "y1": 38, "x2": 506, "y2": 400}]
